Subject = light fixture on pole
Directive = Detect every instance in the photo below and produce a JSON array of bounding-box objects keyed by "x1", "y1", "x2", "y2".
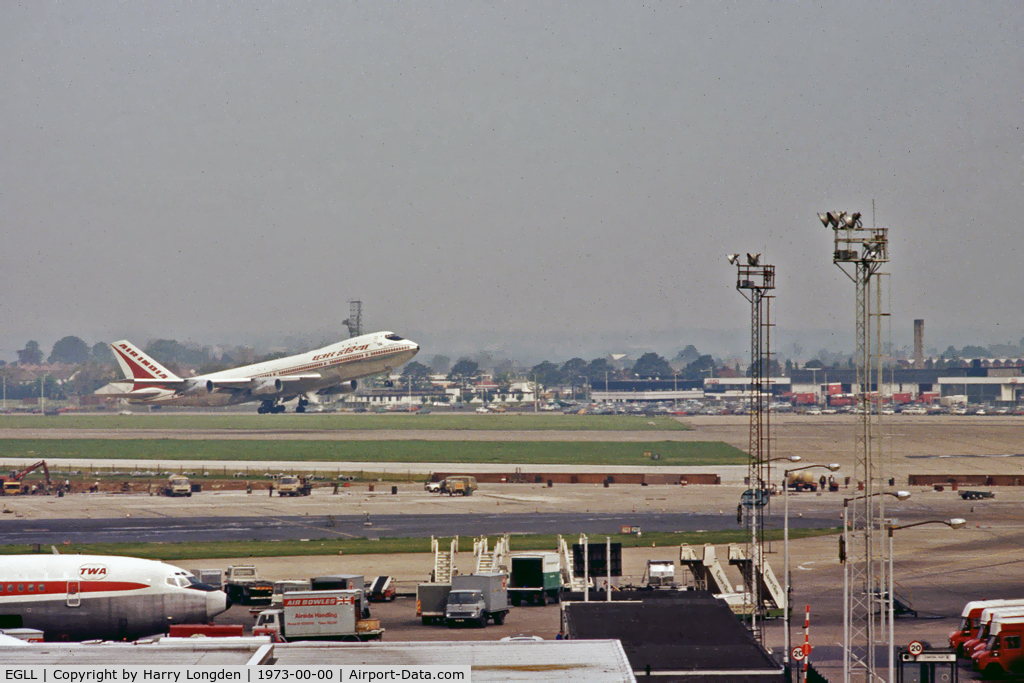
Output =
[
  {"x1": 886, "y1": 518, "x2": 966, "y2": 682},
  {"x1": 782, "y1": 462, "x2": 841, "y2": 669}
]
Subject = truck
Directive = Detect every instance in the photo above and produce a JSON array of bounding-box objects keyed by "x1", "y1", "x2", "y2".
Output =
[
  {"x1": 444, "y1": 573, "x2": 509, "y2": 628},
  {"x1": 311, "y1": 575, "x2": 369, "y2": 617},
  {"x1": 508, "y1": 552, "x2": 562, "y2": 606},
  {"x1": 949, "y1": 599, "x2": 1024, "y2": 656},
  {"x1": 963, "y1": 607, "x2": 1024, "y2": 659},
  {"x1": 961, "y1": 490, "x2": 995, "y2": 501},
  {"x1": 974, "y1": 617, "x2": 1024, "y2": 678},
  {"x1": 271, "y1": 579, "x2": 312, "y2": 608},
  {"x1": 787, "y1": 471, "x2": 818, "y2": 492},
  {"x1": 416, "y1": 583, "x2": 452, "y2": 625},
  {"x1": 253, "y1": 589, "x2": 383, "y2": 642},
  {"x1": 276, "y1": 475, "x2": 313, "y2": 497},
  {"x1": 163, "y1": 475, "x2": 192, "y2": 497},
  {"x1": 441, "y1": 476, "x2": 477, "y2": 496},
  {"x1": 223, "y1": 565, "x2": 274, "y2": 606},
  {"x1": 188, "y1": 568, "x2": 223, "y2": 590}
]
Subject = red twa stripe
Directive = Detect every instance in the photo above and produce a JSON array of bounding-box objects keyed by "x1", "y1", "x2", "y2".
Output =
[{"x1": 0, "y1": 581, "x2": 150, "y2": 597}]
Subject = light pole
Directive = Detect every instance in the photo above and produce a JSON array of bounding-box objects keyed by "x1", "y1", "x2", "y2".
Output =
[
  {"x1": 842, "y1": 489, "x2": 911, "y2": 682},
  {"x1": 886, "y1": 518, "x2": 966, "y2": 682},
  {"x1": 783, "y1": 462, "x2": 841, "y2": 669}
]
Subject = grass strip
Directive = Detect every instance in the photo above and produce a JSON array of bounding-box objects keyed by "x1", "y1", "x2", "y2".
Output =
[
  {"x1": 0, "y1": 439, "x2": 747, "y2": 467},
  {"x1": 0, "y1": 414, "x2": 690, "y2": 432},
  {"x1": 0, "y1": 528, "x2": 840, "y2": 561}
]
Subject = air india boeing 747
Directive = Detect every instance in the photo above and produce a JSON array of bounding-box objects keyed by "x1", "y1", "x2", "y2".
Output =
[{"x1": 96, "y1": 331, "x2": 419, "y2": 413}]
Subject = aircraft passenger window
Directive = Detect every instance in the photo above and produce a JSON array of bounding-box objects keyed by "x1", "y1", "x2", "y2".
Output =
[
  {"x1": 38, "y1": 584, "x2": 44, "y2": 592},
  {"x1": 5, "y1": 585, "x2": 11, "y2": 592},
  {"x1": 17, "y1": 584, "x2": 24, "y2": 592},
  {"x1": 28, "y1": 584, "x2": 34, "y2": 592}
]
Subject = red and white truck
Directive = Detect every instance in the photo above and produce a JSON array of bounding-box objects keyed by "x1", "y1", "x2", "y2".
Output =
[
  {"x1": 974, "y1": 617, "x2": 1024, "y2": 678},
  {"x1": 253, "y1": 589, "x2": 383, "y2": 642},
  {"x1": 950, "y1": 599, "x2": 1024, "y2": 656},
  {"x1": 962, "y1": 607, "x2": 1024, "y2": 659}
]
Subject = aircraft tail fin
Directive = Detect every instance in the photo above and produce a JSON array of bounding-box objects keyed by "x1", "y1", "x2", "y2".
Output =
[{"x1": 110, "y1": 341, "x2": 181, "y2": 383}]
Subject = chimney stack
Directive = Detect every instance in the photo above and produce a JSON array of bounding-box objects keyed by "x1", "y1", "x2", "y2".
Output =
[{"x1": 913, "y1": 319, "x2": 924, "y2": 369}]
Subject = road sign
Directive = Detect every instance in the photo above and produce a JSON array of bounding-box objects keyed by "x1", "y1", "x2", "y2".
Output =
[
  {"x1": 907, "y1": 640, "x2": 924, "y2": 656},
  {"x1": 791, "y1": 647, "x2": 806, "y2": 661},
  {"x1": 741, "y1": 488, "x2": 769, "y2": 508}
]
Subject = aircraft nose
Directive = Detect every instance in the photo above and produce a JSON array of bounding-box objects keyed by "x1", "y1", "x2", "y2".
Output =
[{"x1": 208, "y1": 589, "x2": 230, "y2": 619}]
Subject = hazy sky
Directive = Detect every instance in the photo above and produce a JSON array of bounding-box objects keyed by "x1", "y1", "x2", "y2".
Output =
[{"x1": 2, "y1": 2, "x2": 1021, "y2": 363}]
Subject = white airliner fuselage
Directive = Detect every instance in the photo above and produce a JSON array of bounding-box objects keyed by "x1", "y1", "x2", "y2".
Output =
[
  {"x1": 0, "y1": 554, "x2": 229, "y2": 641},
  {"x1": 96, "y1": 331, "x2": 419, "y2": 413}
]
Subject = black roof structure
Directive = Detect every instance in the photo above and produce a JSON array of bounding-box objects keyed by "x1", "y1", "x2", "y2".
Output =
[{"x1": 563, "y1": 592, "x2": 784, "y2": 683}]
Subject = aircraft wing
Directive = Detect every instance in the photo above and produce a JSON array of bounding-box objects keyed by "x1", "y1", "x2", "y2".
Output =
[{"x1": 206, "y1": 374, "x2": 321, "y2": 388}]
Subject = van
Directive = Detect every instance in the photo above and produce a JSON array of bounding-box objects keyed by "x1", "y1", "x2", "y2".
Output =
[{"x1": 442, "y1": 476, "x2": 478, "y2": 496}]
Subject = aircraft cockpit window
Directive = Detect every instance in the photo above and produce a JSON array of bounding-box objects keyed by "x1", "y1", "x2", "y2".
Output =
[
  {"x1": 384, "y1": 334, "x2": 404, "y2": 341},
  {"x1": 166, "y1": 577, "x2": 177, "y2": 587}
]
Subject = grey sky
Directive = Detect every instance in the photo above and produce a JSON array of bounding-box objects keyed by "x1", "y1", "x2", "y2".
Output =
[{"x1": 2, "y1": 2, "x2": 1021, "y2": 363}]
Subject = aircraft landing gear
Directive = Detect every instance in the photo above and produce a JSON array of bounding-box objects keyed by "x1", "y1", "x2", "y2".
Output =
[
  {"x1": 296, "y1": 396, "x2": 309, "y2": 414},
  {"x1": 258, "y1": 400, "x2": 286, "y2": 414}
]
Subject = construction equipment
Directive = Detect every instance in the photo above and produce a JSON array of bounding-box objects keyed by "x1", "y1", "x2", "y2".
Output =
[{"x1": 1, "y1": 461, "x2": 51, "y2": 495}]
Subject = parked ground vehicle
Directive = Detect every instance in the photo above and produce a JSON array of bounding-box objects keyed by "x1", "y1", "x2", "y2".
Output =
[
  {"x1": 950, "y1": 599, "x2": 1024, "y2": 656},
  {"x1": 961, "y1": 490, "x2": 995, "y2": 500},
  {"x1": 276, "y1": 475, "x2": 312, "y2": 496},
  {"x1": 416, "y1": 583, "x2": 452, "y2": 625},
  {"x1": 163, "y1": 475, "x2": 192, "y2": 497},
  {"x1": 974, "y1": 618, "x2": 1024, "y2": 678},
  {"x1": 223, "y1": 565, "x2": 274, "y2": 605},
  {"x1": 188, "y1": 568, "x2": 223, "y2": 589},
  {"x1": 271, "y1": 579, "x2": 312, "y2": 608},
  {"x1": 965, "y1": 609, "x2": 1024, "y2": 659},
  {"x1": 787, "y1": 471, "x2": 818, "y2": 492},
  {"x1": 508, "y1": 552, "x2": 562, "y2": 605},
  {"x1": 368, "y1": 576, "x2": 395, "y2": 602},
  {"x1": 312, "y1": 575, "x2": 369, "y2": 617},
  {"x1": 424, "y1": 481, "x2": 442, "y2": 493},
  {"x1": 253, "y1": 589, "x2": 383, "y2": 642},
  {"x1": 441, "y1": 476, "x2": 478, "y2": 496},
  {"x1": 445, "y1": 573, "x2": 509, "y2": 628}
]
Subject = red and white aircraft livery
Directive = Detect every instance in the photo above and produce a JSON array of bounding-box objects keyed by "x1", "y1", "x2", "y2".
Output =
[
  {"x1": 96, "y1": 331, "x2": 419, "y2": 413},
  {"x1": 0, "y1": 554, "x2": 229, "y2": 641}
]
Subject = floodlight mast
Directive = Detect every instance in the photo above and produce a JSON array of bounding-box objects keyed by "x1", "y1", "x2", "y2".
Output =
[
  {"x1": 728, "y1": 254, "x2": 775, "y2": 645},
  {"x1": 820, "y1": 211, "x2": 890, "y2": 683}
]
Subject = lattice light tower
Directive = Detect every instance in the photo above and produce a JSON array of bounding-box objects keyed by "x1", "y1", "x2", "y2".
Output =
[
  {"x1": 344, "y1": 300, "x2": 363, "y2": 338},
  {"x1": 818, "y1": 210, "x2": 890, "y2": 682},
  {"x1": 728, "y1": 252, "x2": 775, "y2": 644}
]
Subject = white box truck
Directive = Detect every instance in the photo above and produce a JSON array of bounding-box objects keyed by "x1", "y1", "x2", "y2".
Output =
[
  {"x1": 445, "y1": 573, "x2": 509, "y2": 628},
  {"x1": 253, "y1": 589, "x2": 383, "y2": 642}
]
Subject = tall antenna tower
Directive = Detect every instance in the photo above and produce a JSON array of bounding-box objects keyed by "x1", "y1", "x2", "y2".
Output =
[
  {"x1": 343, "y1": 300, "x2": 363, "y2": 338},
  {"x1": 818, "y1": 211, "x2": 889, "y2": 682},
  {"x1": 727, "y1": 252, "x2": 775, "y2": 644}
]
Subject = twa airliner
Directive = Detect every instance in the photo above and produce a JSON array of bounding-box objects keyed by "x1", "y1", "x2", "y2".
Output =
[
  {"x1": 96, "y1": 331, "x2": 419, "y2": 413},
  {"x1": 0, "y1": 554, "x2": 229, "y2": 641}
]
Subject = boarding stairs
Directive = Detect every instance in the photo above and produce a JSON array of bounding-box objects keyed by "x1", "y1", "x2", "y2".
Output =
[
  {"x1": 474, "y1": 534, "x2": 510, "y2": 574},
  {"x1": 431, "y1": 535, "x2": 458, "y2": 584},
  {"x1": 679, "y1": 543, "x2": 737, "y2": 594},
  {"x1": 726, "y1": 543, "x2": 787, "y2": 611},
  {"x1": 558, "y1": 534, "x2": 592, "y2": 592}
]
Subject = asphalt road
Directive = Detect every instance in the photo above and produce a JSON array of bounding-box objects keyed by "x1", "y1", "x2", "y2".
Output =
[{"x1": 0, "y1": 510, "x2": 837, "y2": 544}]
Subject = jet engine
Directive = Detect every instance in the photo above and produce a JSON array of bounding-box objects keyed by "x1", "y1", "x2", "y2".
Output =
[
  {"x1": 250, "y1": 378, "x2": 283, "y2": 396},
  {"x1": 181, "y1": 378, "x2": 213, "y2": 396},
  {"x1": 319, "y1": 380, "x2": 358, "y2": 396}
]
